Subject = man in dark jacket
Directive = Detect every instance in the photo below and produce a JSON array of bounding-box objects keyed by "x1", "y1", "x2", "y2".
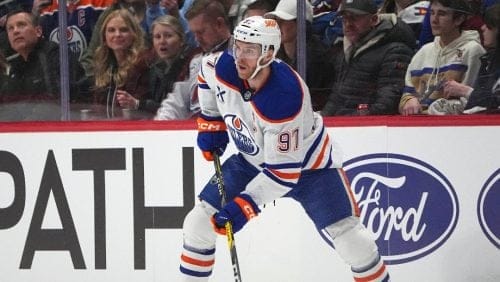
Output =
[
  {"x1": 321, "y1": 0, "x2": 415, "y2": 116},
  {"x1": 1, "y1": 9, "x2": 87, "y2": 121}
]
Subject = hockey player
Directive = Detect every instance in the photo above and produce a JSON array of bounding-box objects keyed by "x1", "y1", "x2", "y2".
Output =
[{"x1": 179, "y1": 16, "x2": 390, "y2": 281}]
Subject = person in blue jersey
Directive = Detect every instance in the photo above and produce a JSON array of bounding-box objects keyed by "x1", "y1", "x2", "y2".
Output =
[
  {"x1": 179, "y1": 16, "x2": 390, "y2": 281},
  {"x1": 37, "y1": 0, "x2": 114, "y2": 60}
]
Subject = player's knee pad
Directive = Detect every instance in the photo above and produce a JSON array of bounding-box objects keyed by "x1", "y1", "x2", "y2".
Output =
[
  {"x1": 324, "y1": 216, "x2": 379, "y2": 269},
  {"x1": 182, "y1": 201, "x2": 218, "y2": 249}
]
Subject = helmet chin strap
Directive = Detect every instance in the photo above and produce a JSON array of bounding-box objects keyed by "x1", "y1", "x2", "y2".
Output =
[{"x1": 248, "y1": 54, "x2": 272, "y2": 80}]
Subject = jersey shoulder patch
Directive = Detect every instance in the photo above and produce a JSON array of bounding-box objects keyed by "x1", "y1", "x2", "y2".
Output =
[{"x1": 252, "y1": 62, "x2": 304, "y2": 122}]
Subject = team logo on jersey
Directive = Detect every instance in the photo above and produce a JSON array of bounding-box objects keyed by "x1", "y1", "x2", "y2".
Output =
[
  {"x1": 344, "y1": 153, "x2": 459, "y2": 265},
  {"x1": 224, "y1": 114, "x2": 259, "y2": 156},
  {"x1": 49, "y1": 25, "x2": 87, "y2": 59},
  {"x1": 477, "y1": 169, "x2": 500, "y2": 249}
]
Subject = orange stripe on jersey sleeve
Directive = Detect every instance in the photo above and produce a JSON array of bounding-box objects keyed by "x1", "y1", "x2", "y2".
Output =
[
  {"x1": 181, "y1": 254, "x2": 215, "y2": 267},
  {"x1": 269, "y1": 168, "x2": 301, "y2": 180},
  {"x1": 198, "y1": 74, "x2": 206, "y2": 83}
]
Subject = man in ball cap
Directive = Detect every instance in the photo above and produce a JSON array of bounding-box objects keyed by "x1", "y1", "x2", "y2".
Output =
[{"x1": 321, "y1": 0, "x2": 415, "y2": 116}]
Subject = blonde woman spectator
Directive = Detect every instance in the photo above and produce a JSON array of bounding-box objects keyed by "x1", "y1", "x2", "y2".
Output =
[
  {"x1": 80, "y1": 0, "x2": 148, "y2": 76},
  {"x1": 148, "y1": 15, "x2": 200, "y2": 118},
  {"x1": 92, "y1": 8, "x2": 153, "y2": 120}
]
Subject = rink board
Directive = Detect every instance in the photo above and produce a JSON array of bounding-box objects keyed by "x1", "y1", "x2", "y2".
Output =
[{"x1": 0, "y1": 116, "x2": 499, "y2": 282}]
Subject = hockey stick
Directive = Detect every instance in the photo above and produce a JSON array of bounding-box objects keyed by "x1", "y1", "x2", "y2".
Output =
[{"x1": 213, "y1": 153, "x2": 243, "y2": 282}]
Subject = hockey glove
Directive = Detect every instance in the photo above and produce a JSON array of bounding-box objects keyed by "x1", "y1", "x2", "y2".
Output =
[
  {"x1": 197, "y1": 116, "x2": 229, "y2": 161},
  {"x1": 211, "y1": 194, "x2": 260, "y2": 235}
]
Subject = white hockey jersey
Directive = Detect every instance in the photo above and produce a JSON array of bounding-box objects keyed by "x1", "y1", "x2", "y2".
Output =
[{"x1": 198, "y1": 51, "x2": 342, "y2": 205}]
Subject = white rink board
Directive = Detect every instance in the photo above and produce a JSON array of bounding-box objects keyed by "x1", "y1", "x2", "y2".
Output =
[{"x1": 0, "y1": 123, "x2": 499, "y2": 282}]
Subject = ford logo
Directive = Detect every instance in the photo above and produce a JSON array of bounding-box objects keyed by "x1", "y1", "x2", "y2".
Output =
[
  {"x1": 477, "y1": 169, "x2": 500, "y2": 249},
  {"x1": 344, "y1": 153, "x2": 459, "y2": 264}
]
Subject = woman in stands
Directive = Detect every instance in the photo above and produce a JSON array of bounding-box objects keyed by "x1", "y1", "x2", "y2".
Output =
[
  {"x1": 92, "y1": 8, "x2": 153, "y2": 119},
  {"x1": 149, "y1": 15, "x2": 200, "y2": 119}
]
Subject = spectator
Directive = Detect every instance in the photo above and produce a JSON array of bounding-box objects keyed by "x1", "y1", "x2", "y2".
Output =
[
  {"x1": 145, "y1": 0, "x2": 196, "y2": 48},
  {"x1": 448, "y1": 3, "x2": 500, "y2": 113},
  {"x1": 310, "y1": 6, "x2": 344, "y2": 47},
  {"x1": 36, "y1": 0, "x2": 114, "y2": 60},
  {"x1": 80, "y1": 0, "x2": 148, "y2": 76},
  {"x1": 0, "y1": 9, "x2": 86, "y2": 121},
  {"x1": 0, "y1": 0, "x2": 33, "y2": 57},
  {"x1": 155, "y1": 0, "x2": 232, "y2": 119},
  {"x1": 265, "y1": 0, "x2": 335, "y2": 111},
  {"x1": 31, "y1": 0, "x2": 51, "y2": 15},
  {"x1": 380, "y1": 0, "x2": 429, "y2": 44},
  {"x1": 399, "y1": 0, "x2": 486, "y2": 115},
  {"x1": 186, "y1": 0, "x2": 231, "y2": 53},
  {"x1": 242, "y1": 0, "x2": 278, "y2": 19},
  {"x1": 418, "y1": 0, "x2": 497, "y2": 48},
  {"x1": 218, "y1": 0, "x2": 255, "y2": 29},
  {"x1": 147, "y1": 15, "x2": 200, "y2": 118},
  {"x1": 91, "y1": 8, "x2": 153, "y2": 120},
  {"x1": 310, "y1": 0, "x2": 342, "y2": 14},
  {"x1": 321, "y1": 0, "x2": 415, "y2": 116}
]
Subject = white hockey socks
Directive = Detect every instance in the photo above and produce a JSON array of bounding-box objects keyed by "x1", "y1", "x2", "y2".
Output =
[
  {"x1": 325, "y1": 216, "x2": 390, "y2": 282},
  {"x1": 180, "y1": 244, "x2": 215, "y2": 280},
  {"x1": 180, "y1": 202, "x2": 218, "y2": 281}
]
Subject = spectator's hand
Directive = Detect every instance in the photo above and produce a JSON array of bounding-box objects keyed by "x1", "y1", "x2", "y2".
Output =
[
  {"x1": 401, "y1": 97, "x2": 422, "y2": 115},
  {"x1": 211, "y1": 194, "x2": 260, "y2": 235},
  {"x1": 116, "y1": 90, "x2": 139, "y2": 110},
  {"x1": 160, "y1": 0, "x2": 180, "y2": 16},
  {"x1": 442, "y1": 80, "x2": 473, "y2": 99}
]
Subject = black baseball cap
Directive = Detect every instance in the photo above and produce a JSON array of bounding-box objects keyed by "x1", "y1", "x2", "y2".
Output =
[{"x1": 338, "y1": 0, "x2": 378, "y2": 15}]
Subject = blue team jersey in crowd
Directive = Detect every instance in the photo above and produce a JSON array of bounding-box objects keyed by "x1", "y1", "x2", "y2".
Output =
[{"x1": 39, "y1": 0, "x2": 113, "y2": 59}]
